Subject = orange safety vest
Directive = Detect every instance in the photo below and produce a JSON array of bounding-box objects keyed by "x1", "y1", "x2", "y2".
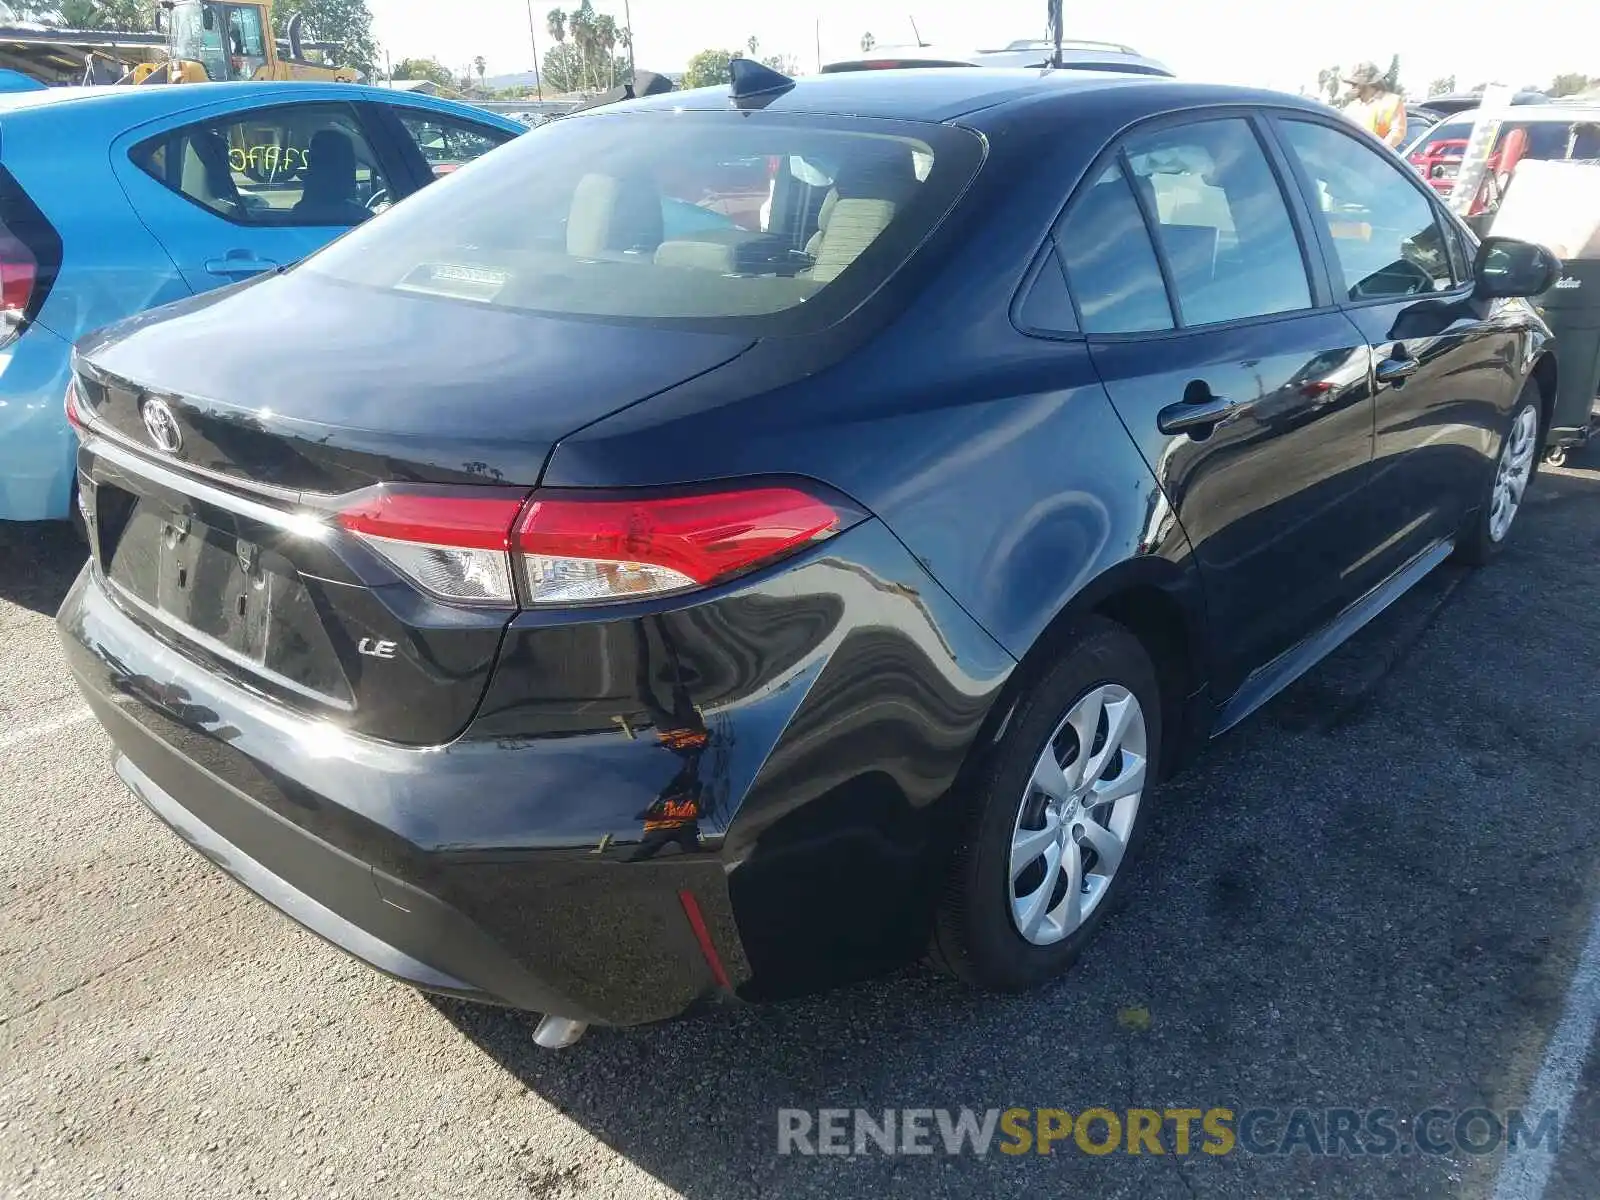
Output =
[{"x1": 1357, "y1": 92, "x2": 1406, "y2": 145}]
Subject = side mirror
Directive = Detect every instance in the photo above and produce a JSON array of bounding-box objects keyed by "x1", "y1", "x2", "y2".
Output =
[{"x1": 1474, "y1": 235, "x2": 1562, "y2": 300}]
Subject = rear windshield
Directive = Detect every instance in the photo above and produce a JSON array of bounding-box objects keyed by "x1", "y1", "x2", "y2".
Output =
[{"x1": 304, "y1": 109, "x2": 984, "y2": 333}]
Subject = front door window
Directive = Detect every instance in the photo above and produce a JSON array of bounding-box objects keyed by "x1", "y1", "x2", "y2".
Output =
[{"x1": 168, "y1": 0, "x2": 229, "y2": 81}]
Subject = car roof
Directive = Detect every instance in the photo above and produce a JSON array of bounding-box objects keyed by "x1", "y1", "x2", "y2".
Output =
[
  {"x1": 822, "y1": 41, "x2": 1171, "y2": 76},
  {"x1": 606, "y1": 69, "x2": 1306, "y2": 125},
  {"x1": 0, "y1": 81, "x2": 520, "y2": 127},
  {"x1": 1431, "y1": 102, "x2": 1600, "y2": 125}
]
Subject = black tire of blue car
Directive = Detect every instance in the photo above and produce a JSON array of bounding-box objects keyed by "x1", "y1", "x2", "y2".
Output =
[
  {"x1": 1452, "y1": 379, "x2": 1543, "y2": 567},
  {"x1": 931, "y1": 617, "x2": 1163, "y2": 991}
]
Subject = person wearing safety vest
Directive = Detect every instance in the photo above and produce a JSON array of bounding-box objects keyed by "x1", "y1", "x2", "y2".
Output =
[{"x1": 1343, "y1": 62, "x2": 1407, "y2": 150}]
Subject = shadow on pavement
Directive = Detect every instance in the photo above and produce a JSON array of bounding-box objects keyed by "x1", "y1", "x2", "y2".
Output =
[
  {"x1": 0, "y1": 520, "x2": 85, "y2": 617},
  {"x1": 430, "y1": 463, "x2": 1600, "y2": 1200}
]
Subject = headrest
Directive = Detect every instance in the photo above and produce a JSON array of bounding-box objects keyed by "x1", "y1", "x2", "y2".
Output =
[
  {"x1": 309, "y1": 129, "x2": 356, "y2": 173},
  {"x1": 832, "y1": 144, "x2": 919, "y2": 202},
  {"x1": 654, "y1": 240, "x2": 738, "y2": 273},
  {"x1": 567, "y1": 173, "x2": 665, "y2": 257}
]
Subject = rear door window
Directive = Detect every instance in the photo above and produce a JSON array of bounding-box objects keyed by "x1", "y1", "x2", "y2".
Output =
[
  {"x1": 1123, "y1": 117, "x2": 1312, "y2": 325},
  {"x1": 131, "y1": 102, "x2": 395, "y2": 228},
  {"x1": 301, "y1": 110, "x2": 984, "y2": 332},
  {"x1": 1055, "y1": 162, "x2": 1174, "y2": 334}
]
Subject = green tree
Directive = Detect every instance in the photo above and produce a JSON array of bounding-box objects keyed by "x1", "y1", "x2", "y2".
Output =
[
  {"x1": 390, "y1": 56, "x2": 454, "y2": 89},
  {"x1": 1382, "y1": 54, "x2": 1402, "y2": 95},
  {"x1": 682, "y1": 47, "x2": 733, "y2": 89},
  {"x1": 36, "y1": 0, "x2": 150, "y2": 30},
  {"x1": 272, "y1": 0, "x2": 379, "y2": 77},
  {"x1": 539, "y1": 41, "x2": 619, "y2": 92},
  {"x1": 472, "y1": 54, "x2": 486, "y2": 86},
  {"x1": 540, "y1": 41, "x2": 582, "y2": 91},
  {"x1": 566, "y1": 0, "x2": 602, "y2": 90},
  {"x1": 592, "y1": 12, "x2": 619, "y2": 87},
  {"x1": 1316, "y1": 65, "x2": 1341, "y2": 104},
  {"x1": 1550, "y1": 73, "x2": 1594, "y2": 98},
  {"x1": 1427, "y1": 75, "x2": 1456, "y2": 96},
  {"x1": 860, "y1": 31, "x2": 874, "y2": 52}
]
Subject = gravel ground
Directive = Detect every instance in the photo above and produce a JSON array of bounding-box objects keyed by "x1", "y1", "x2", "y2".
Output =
[{"x1": 4, "y1": 453, "x2": 1600, "y2": 1199}]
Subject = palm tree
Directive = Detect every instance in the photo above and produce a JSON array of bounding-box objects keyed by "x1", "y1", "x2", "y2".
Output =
[
  {"x1": 746, "y1": 35, "x2": 759, "y2": 58},
  {"x1": 860, "y1": 32, "x2": 875, "y2": 52},
  {"x1": 472, "y1": 55, "x2": 486, "y2": 88},
  {"x1": 546, "y1": 7, "x2": 566, "y2": 48},
  {"x1": 592, "y1": 13, "x2": 618, "y2": 88},
  {"x1": 569, "y1": 0, "x2": 597, "y2": 91}
]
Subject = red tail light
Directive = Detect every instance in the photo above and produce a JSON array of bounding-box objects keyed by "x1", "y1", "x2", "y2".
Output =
[
  {"x1": 514, "y1": 486, "x2": 845, "y2": 606},
  {"x1": 64, "y1": 376, "x2": 89, "y2": 433},
  {"x1": 334, "y1": 482, "x2": 851, "y2": 609},
  {"x1": 0, "y1": 231, "x2": 35, "y2": 319},
  {"x1": 336, "y1": 486, "x2": 531, "y2": 606},
  {"x1": 0, "y1": 166, "x2": 59, "y2": 350}
]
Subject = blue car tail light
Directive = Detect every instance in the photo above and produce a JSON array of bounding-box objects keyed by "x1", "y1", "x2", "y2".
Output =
[{"x1": 0, "y1": 163, "x2": 61, "y2": 351}]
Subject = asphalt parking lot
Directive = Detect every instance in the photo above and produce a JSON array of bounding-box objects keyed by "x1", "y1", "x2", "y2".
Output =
[{"x1": 5, "y1": 453, "x2": 1600, "y2": 1199}]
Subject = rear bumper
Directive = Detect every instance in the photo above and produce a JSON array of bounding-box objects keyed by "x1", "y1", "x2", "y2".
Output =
[
  {"x1": 59, "y1": 563, "x2": 747, "y2": 1026},
  {"x1": 116, "y1": 751, "x2": 521, "y2": 1007},
  {"x1": 0, "y1": 324, "x2": 75, "y2": 521},
  {"x1": 58, "y1": 518, "x2": 1015, "y2": 1024}
]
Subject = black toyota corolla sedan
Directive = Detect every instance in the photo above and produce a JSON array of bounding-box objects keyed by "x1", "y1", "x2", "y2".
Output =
[{"x1": 58, "y1": 64, "x2": 1559, "y2": 1047}]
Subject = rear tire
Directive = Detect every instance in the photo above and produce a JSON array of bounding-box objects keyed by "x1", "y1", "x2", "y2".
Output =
[
  {"x1": 1454, "y1": 381, "x2": 1541, "y2": 567},
  {"x1": 931, "y1": 617, "x2": 1162, "y2": 992}
]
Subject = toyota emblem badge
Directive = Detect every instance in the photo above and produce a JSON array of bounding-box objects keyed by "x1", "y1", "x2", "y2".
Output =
[{"x1": 140, "y1": 398, "x2": 182, "y2": 455}]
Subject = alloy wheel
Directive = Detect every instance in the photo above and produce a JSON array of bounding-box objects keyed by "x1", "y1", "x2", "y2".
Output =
[
  {"x1": 1489, "y1": 405, "x2": 1538, "y2": 543},
  {"x1": 1008, "y1": 684, "x2": 1148, "y2": 947}
]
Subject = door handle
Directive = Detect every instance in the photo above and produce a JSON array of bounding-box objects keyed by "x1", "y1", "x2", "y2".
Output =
[
  {"x1": 1375, "y1": 355, "x2": 1420, "y2": 385},
  {"x1": 1157, "y1": 394, "x2": 1242, "y2": 436},
  {"x1": 204, "y1": 251, "x2": 279, "y2": 277}
]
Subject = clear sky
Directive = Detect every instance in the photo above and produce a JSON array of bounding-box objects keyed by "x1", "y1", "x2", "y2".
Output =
[{"x1": 370, "y1": 0, "x2": 1591, "y2": 96}]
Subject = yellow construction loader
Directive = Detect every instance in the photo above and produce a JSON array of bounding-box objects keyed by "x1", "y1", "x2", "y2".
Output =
[{"x1": 112, "y1": 0, "x2": 358, "y2": 84}]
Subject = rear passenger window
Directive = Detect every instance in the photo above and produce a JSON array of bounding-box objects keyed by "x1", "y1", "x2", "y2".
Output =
[
  {"x1": 1057, "y1": 162, "x2": 1173, "y2": 334},
  {"x1": 1123, "y1": 119, "x2": 1312, "y2": 325},
  {"x1": 131, "y1": 103, "x2": 393, "y2": 228},
  {"x1": 1015, "y1": 250, "x2": 1076, "y2": 335},
  {"x1": 1279, "y1": 119, "x2": 1454, "y2": 300}
]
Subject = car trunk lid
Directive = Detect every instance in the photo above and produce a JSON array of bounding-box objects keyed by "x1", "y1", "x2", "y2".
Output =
[
  {"x1": 71, "y1": 271, "x2": 755, "y2": 745},
  {"x1": 74, "y1": 270, "x2": 756, "y2": 494}
]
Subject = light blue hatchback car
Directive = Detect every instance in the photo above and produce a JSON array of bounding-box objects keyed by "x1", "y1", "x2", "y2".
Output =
[{"x1": 0, "y1": 81, "x2": 525, "y2": 523}]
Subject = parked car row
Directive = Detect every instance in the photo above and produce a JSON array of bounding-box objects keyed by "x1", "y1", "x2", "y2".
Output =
[
  {"x1": 0, "y1": 81, "x2": 523, "y2": 524},
  {"x1": 56, "y1": 62, "x2": 1560, "y2": 1046},
  {"x1": 1405, "y1": 100, "x2": 1600, "y2": 210}
]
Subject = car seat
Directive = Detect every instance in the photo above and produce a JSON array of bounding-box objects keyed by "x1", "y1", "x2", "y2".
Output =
[
  {"x1": 292, "y1": 130, "x2": 372, "y2": 226},
  {"x1": 567, "y1": 173, "x2": 665, "y2": 259},
  {"x1": 801, "y1": 145, "x2": 919, "y2": 283},
  {"x1": 181, "y1": 129, "x2": 243, "y2": 216}
]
